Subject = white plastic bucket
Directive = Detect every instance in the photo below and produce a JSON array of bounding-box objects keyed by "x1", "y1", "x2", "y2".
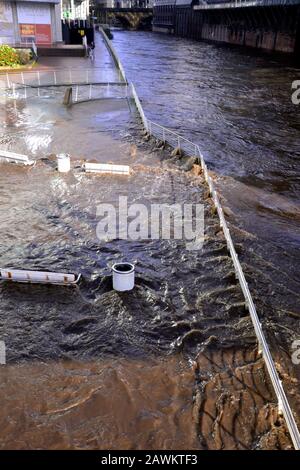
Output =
[
  {"x1": 57, "y1": 153, "x2": 71, "y2": 173},
  {"x1": 112, "y1": 263, "x2": 135, "y2": 292}
]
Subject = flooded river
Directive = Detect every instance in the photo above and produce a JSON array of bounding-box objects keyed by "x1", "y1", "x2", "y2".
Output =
[
  {"x1": 0, "y1": 32, "x2": 299, "y2": 449},
  {"x1": 112, "y1": 29, "x2": 300, "y2": 418}
]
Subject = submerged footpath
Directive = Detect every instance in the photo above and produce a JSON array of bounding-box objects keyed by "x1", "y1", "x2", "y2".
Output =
[{"x1": 0, "y1": 32, "x2": 296, "y2": 450}]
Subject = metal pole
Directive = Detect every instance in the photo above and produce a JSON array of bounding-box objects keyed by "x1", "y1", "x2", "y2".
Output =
[
  {"x1": 37, "y1": 71, "x2": 41, "y2": 86},
  {"x1": 54, "y1": 71, "x2": 57, "y2": 85},
  {"x1": 89, "y1": 84, "x2": 92, "y2": 100},
  {"x1": 75, "y1": 85, "x2": 78, "y2": 102}
]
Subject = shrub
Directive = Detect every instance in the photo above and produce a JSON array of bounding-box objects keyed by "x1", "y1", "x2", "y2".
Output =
[
  {"x1": 17, "y1": 49, "x2": 32, "y2": 65},
  {"x1": 0, "y1": 45, "x2": 20, "y2": 67}
]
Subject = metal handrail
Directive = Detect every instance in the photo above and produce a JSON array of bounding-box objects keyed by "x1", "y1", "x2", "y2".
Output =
[
  {"x1": 0, "y1": 67, "x2": 117, "y2": 76},
  {"x1": 1, "y1": 82, "x2": 129, "y2": 102},
  {"x1": 0, "y1": 68, "x2": 124, "y2": 89}
]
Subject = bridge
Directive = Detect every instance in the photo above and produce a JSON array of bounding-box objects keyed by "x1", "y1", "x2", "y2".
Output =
[{"x1": 96, "y1": 7, "x2": 153, "y2": 30}]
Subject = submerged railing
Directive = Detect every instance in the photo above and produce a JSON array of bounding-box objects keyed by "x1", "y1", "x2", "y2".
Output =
[
  {"x1": 0, "y1": 82, "x2": 129, "y2": 103},
  {"x1": 72, "y1": 83, "x2": 130, "y2": 103},
  {"x1": 0, "y1": 68, "x2": 124, "y2": 90},
  {"x1": 98, "y1": 27, "x2": 300, "y2": 449}
]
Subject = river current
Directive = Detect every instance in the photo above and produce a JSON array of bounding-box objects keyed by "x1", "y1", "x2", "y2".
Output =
[{"x1": 0, "y1": 31, "x2": 299, "y2": 449}]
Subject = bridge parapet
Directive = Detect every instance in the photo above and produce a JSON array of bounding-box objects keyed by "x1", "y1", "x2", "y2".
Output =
[
  {"x1": 95, "y1": 0, "x2": 152, "y2": 8},
  {"x1": 96, "y1": 2, "x2": 153, "y2": 29}
]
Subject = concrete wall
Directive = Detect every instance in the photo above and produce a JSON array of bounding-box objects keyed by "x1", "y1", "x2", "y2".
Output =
[{"x1": 172, "y1": 5, "x2": 300, "y2": 55}]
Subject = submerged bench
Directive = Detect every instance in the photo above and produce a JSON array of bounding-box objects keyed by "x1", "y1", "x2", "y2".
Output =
[
  {"x1": 0, "y1": 268, "x2": 81, "y2": 286},
  {"x1": 82, "y1": 162, "x2": 130, "y2": 175},
  {"x1": 0, "y1": 150, "x2": 35, "y2": 166}
]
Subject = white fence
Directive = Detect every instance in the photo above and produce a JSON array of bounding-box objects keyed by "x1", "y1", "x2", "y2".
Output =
[
  {"x1": 0, "y1": 68, "x2": 124, "y2": 90},
  {"x1": 72, "y1": 83, "x2": 130, "y2": 102},
  {"x1": 0, "y1": 82, "x2": 130, "y2": 103}
]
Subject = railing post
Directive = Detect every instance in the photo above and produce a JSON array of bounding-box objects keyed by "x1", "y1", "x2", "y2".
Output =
[
  {"x1": 54, "y1": 71, "x2": 57, "y2": 85},
  {"x1": 21, "y1": 72, "x2": 25, "y2": 85},
  {"x1": 37, "y1": 71, "x2": 40, "y2": 86},
  {"x1": 86, "y1": 69, "x2": 89, "y2": 84},
  {"x1": 6, "y1": 73, "x2": 10, "y2": 89},
  {"x1": 75, "y1": 85, "x2": 78, "y2": 102},
  {"x1": 89, "y1": 84, "x2": 92, "y2": 100}
]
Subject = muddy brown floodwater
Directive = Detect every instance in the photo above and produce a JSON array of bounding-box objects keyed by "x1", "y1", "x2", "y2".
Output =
[{"x1": 0, "y1": 32, "x2": 299, "y2": 449}]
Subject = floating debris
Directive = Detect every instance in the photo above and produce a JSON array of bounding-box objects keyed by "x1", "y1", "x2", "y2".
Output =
[
  {"x1": 0, "y1": 268, "x2": 81, "y2": 286},
  {"x1": 0, "y1": 150, "x2": 35, "y2": 166},
  {"x1": 82, "y1": 162, "x2": 130, "y2": 175}
]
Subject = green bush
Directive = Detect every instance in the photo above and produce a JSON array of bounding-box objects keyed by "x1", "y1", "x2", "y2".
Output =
[{"x1": 0, "y1": 45, "x2": 20, "y2": 67}]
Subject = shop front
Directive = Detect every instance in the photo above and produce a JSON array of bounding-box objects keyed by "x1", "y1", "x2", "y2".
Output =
[{"x1": 0, "y1": 1, "x2": 62, "y2": 45}]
